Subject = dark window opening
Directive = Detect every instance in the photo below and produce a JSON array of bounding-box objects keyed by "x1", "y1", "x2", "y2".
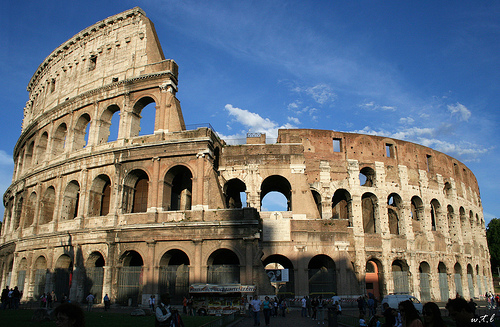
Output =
[{"x1": 89, "y1": 55, "x2": 97, "y2": 71}]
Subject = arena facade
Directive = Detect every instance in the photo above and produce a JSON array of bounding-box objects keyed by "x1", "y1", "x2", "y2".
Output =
[{"x1": 0, "y1": 8, "x2": 493, "y2": 306}]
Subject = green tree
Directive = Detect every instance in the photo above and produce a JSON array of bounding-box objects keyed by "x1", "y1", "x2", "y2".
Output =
[{"x1": 487, "y1": 218, "x2": 500, "y2": 275}]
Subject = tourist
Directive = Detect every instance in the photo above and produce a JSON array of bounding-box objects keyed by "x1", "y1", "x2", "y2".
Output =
[
  {"x1": 446, "y1": 297, "x2": 497, "y2": 327},
  {"x1": 54, "y1": 302, "x2": 85, "y2": 327},
  {"x1": 156, "y1": 294, "x2": 172, "y2": 326},
  {"x1": 301, "y1": 296, "x2": 307, "y2": 317},
  {"x1": 317, "y1": 296, "x2": 325, "y2": 324},
  {"x1": 149, "y1": 295, "x2": 156, "y2": 311},
  {"x1": 262, "y1": 296, "x2": 272, "y2": 326},
  {"x1": 422, "y1": 302, "x2": 446, "y2": 327},
  {"x1": 250, "y1": 295, "x2": 262, "y2": 326},
  {"x1": 85, "y1": 293, "x2": 95, "y2": 312},
  {"x1": 398, "y1": 300, "x2": 423, "y2": 327},
  {"x1": 103, "y1": 294, "x2": 110, "y2": 311}
]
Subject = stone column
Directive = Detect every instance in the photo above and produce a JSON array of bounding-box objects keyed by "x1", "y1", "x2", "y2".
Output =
[{"x1": 191, "y1": 239, "x2": 204, "y2": 284}]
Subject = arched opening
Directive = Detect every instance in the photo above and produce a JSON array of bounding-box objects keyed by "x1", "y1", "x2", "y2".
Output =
[
  {"x1": 13, "y1": 196, "x2": 23, "y2": 230},
  {"x1": 54, "y1": 254, "x2": 73, "y2": 302},
  {"x1": 132, "y1": 97, "x2": 156, "y2": 137},
  {"x1": 332, "y1": 189, "x2": 351, "y2": 223},
  {"x1": 207, "y1": 249, "x2": 240, "y2": 284},
  {"x1": 26, "y1": 141, "x2": 35, "y2": 168},
  {"x1": 122, "y1": 170, "x2": 149, "y2": 213},
  {"x1": 362, "y1": 193, "x2": 378, "y2": 233},
  {"x1": 419, "y1": 262, "x2": 431, "y2": 302},
  {"x1": 159, "y1": 249, "x2": 190, "y2": 303},
  {"x1": 260, "y1": 175, "x2": 292, "y2": 211},
  {"x1": 117, "y1": 251, "x2": 143, "y2": 305},
  {"x1": 163, "y1": 165, "x2": 193, "y2": 211},
  {"x1": 359, "y1": 167, "x2": 375, "y2": 187},
  {"x1": 61, "y1": 180, "x2": 80, "y2": 220},
  {"x1": 39, "y1": 186, "x2": 56, "y2": 224},
  {"x1": 430, "y1": 199, "x2": 440, "y2": 232},
  {"x1": 24, "y1": 192, "x2": 37, "y2": 228},
  {"x1": 448, "y1": 205, "x2": 458, "y2": 238},
  {"x1": 17, "y1": 258, "x2": 28, "y2": 293},
  {"x1": 311, "y1": 190, "x2": 322, "y2": 218},
  {"x1": 74, "y1": 113, "x2": 91, "y2": 149},
  {"x1": 224, "y1": 178, "x2": 246, "y2": 209},
  {"x1": 467, "y1": 264, "x2": 474, "y2": 299},
  {"x1": 33, "y1": 256, "x2": 47, "y2": 300},
  {"x1": 476, "y1": 264, "x2": 483, "y2": 296},
  {"x1": 85, "y1": 252, "x2": 105, "y2": 304},
  {"x1": 392, "y1": 260, "x2": 409, "y2": 293},
  {"x1": 365, "y1": 260, "x2": 382, "y2": 300},
  {"x1": 411, "y1": 196, "x2": 424, "y2": 232},
  {"x1": 213, "y1": 147, "x2": 220, "y2": 173},
  {"x1": 454, "y1": 263, "x2": 463, "y2": 297},
  {"x1": 53, "y1": 123, "x2": 67, "y2": 156},
  {"x1": 98, "y1": 105, "x2": 120, "y2": 143},
  {"x1": 308, "y1": 255, "x2": 336, "y2": 297},
  {"x1": 36, "y1": 132, "x2": 48, "y2": 164},
  {"x1": 459, "y1": 207, "x2": 468, "y2": 239},
  {"x1": 263, "y1": 255, "x2": 295, "y2": 297},
  {"x1": 438, "y1": 262, "x2": 449, "y2": 301},
  {"x1": 387, "y1": 193, "x2": 401, "y2": 235},
  {"x1": 88, "y1": 174, "x2": 112, "y2": 217}
]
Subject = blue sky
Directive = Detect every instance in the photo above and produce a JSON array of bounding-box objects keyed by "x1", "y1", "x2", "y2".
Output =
[{"x1": 0, "y1": 1, "x2": 498, "y2": 224}]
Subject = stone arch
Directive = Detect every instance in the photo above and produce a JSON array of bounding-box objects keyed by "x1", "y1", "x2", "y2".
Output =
[
  {"x1": 459, "y1": 207, "x2": 468, "y2": 238},
  {"x1": 97, "y1": 104, "x2": 120, "y2": 144},
  {"x1": 24, "y1": 192, "x2": 37, "y2": 228},
  {"x1": 73, "y1": 113, "x2": 91, "y2": 149},
  {"x1": 54, "y1": 254, "x2": 73, "y2": 301},
  {"x1": 25, "y1": 140, "x2": 35, "y2": 168},
  {"x1": 224, "y1": 178, "x2": 246, "y2": 209},
  {"x1": 359, "y1": 166, "x2": 376, "y2": 187},
  {"x1": 123, "y1": 169, "x2": 149, "y2": 213},
  {"x1": 263, "y1": 254, "x2": 295, "y2": 296},
  {"x1": 88, "y1": 174, "x2": 112, "y2": 217},
  {"x1": 410, "y1": 196, "x2": 424, "y2": 232},
  {"x1": 17, "y1": 257, "x2": 28, "y2": 293},
  {"x1": 36, "y1": 132, "x2": 49, "y2": 164},
  {"x1": 467, "y1": 264, "x2": 474, "y2": 299},
  {"x1": 131, "y1": 96, "x2": 157, "y2": 137},
  {"x1": 207, "y1": 248, "x2": 240, "y2": 284},
  {"x1": 387, "y1": 193, "x2": 402, "y2": 235},
  {"x1": 13, "y1": 196, "x2": 23, "y2": 230},
  {"x1": 117, "y1": 250, "x2": 144, "y2": 305},
  {"x1": 163, "y1": 165, "x2": 193, "y2": 211},
  {"x1": 438, "y1": 262, "x2": 449, "y2": 301},
  {"x1": 454, "y1": 262, "x2": 463, "y2": 297},
  {"x1": 61, "y1": 180, "x2": 80, "y2": 220},
  {"x1": 260, "y1": 175, "x2": 292, "y2": 211},
  {"x1": 365, "y1": 259, "x2": 383, "y2": 299},
  {"x1": 419, "y1": 262, "x2": 431, "y2": 302},
  {"x1": 430, "y1": 199, "x2": 441, "y2": 232},
  {"x1": 362, "y1": 192, "x2": 378, "y2": 233},
  {"x1": 311, "y1": 189, "x2": 322, "y2": 218},
  {"x1": 85, "y1": 251, "x2": 105, "y2": 304},
  {"x1": 308, "y1": 255, "x2": 336, "y2": 296},
  {"x1": 39, "y1": 186, "x2": 56, "y2": 224},
  {"x1": 392, "y1": 259, "x2": 409, "y2": 293},
  {"x1": 448, "y1": 205, "x2": 459, "y2": 238},
  {"x1": 52, "y1": 123, "x2": 67, "y2": 156},
  {"x1": 332, "y1": 189, "x2": 351, "y2": 223},
  {"x1": 444, "y1": 181, "x2": 453, "y2": 198},
  {"x1": 33, "y1": 256, "x2": 47, "y2": 300},
  {"x1": 159, "y1": 249, "x2": 190, "y2": 302}
]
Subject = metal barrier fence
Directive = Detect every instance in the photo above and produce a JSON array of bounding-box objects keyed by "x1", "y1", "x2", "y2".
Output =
[{"x1": 200, "y1": 313, "x2": 238, "y2": 327}]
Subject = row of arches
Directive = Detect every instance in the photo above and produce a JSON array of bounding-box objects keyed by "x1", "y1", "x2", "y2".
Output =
[
  {"x1": 15, "y1": 97, "x2": 157, "y2": 179},
  {"x1": 4, "y1": 165, "x2": 193, "y2": 232},
  {"x1": 366, "y1": 259, "x2": 489, "y2": 302}
]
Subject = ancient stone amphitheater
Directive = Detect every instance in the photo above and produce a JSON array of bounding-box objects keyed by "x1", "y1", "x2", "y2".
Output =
[{"x1": 0, "y1": 8, "x2": 492, "y2": 306}]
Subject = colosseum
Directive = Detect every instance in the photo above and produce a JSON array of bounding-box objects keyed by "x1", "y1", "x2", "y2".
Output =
[{"x1": 0, "y1": 7, "x2": 493, "y2": 306}]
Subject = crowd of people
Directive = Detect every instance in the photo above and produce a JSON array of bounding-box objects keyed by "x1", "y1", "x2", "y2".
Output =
[
  {"x1": 1, "y1": 285, "x2": 22, "y2": 310},
  {"x1": 356, "y1": 294, "x2": 498, "y2": 327}
]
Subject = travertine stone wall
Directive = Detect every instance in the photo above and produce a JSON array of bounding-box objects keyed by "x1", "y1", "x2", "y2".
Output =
[{"x1": 0, "y1": 8, "x2": 492, "y2": 306}]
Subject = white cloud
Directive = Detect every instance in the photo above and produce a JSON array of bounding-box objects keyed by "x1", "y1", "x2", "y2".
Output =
[
  {"x1": 224, "y1": 104, "x2": 298, "y2": 139},
  {"x1": 293, "y1": 84, "x2": 336, "y2": 105},
  {"x1": 0, "y1": 150, "x2": 13, "y2": 166},
  {"x1": 399, "y1": 117, "x2": 415, "y2": 125},
  {"x1": 447, "y1": 102, "x2": 471, "y2": 121},
  {"x1": 288, "y1": 117, "x2": 301, "y2": 124},
  {"x1": 359, "y1": 102, "x2": 397, "y2": 111}
]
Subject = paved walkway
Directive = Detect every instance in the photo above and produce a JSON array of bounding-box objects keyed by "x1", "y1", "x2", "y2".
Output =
[{"x1": 231, "y1": 308, "x2": 331, "y2": 327}]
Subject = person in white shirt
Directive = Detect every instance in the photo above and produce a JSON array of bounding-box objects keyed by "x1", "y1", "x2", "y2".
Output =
[
  {"x1": 250, "y1": 295, "x2": 262, "y2": 326},
  {"x1": 155, "y1": 294, "x2": 172, "y2": 327},
  {"x1": 85, "y1": 293, "x2": 95, "y2": 312}
]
